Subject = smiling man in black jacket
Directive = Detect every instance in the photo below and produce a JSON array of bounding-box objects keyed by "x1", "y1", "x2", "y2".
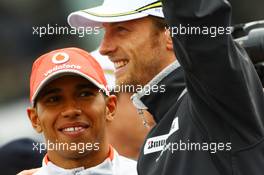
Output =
[{"x1": 69, "y1": 0, "x2": 264, "y2": 174}]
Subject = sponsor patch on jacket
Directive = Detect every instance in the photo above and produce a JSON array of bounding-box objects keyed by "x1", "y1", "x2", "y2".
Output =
[{"x1": 144, "y1": 117, "x2": 179, "y2": 155}]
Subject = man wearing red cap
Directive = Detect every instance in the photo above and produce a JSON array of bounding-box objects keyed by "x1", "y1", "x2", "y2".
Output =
[{"x1": 26, "y1": 47, "x2": 137, "y2": 175}]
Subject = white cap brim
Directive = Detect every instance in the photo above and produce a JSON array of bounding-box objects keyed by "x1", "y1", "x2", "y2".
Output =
[{"x1": 68, "y1": 1, "x2": 164, "y2": 28}]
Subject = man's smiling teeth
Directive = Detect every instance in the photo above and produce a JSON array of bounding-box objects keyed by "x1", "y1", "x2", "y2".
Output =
[
  {"x1": 114, "y1": 60, "x2": 128, "y2": 69},
  {"x1": 63, "y1": 127, "x2": 84, "y2": 132}
]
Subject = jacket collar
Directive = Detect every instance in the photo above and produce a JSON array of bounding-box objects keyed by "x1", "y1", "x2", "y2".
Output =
[
  {"x1": 41, "y1": 146, "x2": 115, "y2": 175},
  {"x1": 131, "y1": 61, "x2": 185, "y2": 122}
]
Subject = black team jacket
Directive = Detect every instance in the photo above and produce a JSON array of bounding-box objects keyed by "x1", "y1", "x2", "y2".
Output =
[{"x1": 132, "y1": 0, "x2": 264, "y2": 174}]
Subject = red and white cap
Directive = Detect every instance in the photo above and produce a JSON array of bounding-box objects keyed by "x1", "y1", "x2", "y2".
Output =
[{"x1": 29, "y1": 47, "x2": 109, "y2": 105}]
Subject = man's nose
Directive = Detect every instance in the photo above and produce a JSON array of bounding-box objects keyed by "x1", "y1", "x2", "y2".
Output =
[
  {"x1": 99, "y1": 32, "x2": 116, "y2": 56},
  {"x1": 61, "y1": 102, "x2": 82, "y2": 118}
]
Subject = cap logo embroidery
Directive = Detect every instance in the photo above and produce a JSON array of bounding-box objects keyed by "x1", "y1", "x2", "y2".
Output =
[{"x1": 52, "y1": 52, "x2": 70, "y2": 64}]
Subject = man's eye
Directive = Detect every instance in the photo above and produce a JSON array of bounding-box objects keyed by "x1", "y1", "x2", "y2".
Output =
[
  {"x1": 45, "y1": 96, "x2": 60, "y2": 103},
  {"x1": 116, "y1": 26, "x2": 129, "y2": 33},
  {"x1": 79, "y1": 91, "x2": 94, "y2": 97}
]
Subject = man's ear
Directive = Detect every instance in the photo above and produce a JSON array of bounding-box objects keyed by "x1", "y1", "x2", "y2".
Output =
[
  {"x1": 165, "y1": 29, "x2": 173, "y2": 51},
  {"x1": 105, "y1": 95, "x2": 117, "y2": 122},
  {"x1": 27, "y1": 107, "x2": 42, "y2": 133}
]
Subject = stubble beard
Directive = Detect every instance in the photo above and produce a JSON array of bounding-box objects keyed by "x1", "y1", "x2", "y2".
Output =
[{"x1": 115, "y1": 30, "x2": 164, "y2": 92}]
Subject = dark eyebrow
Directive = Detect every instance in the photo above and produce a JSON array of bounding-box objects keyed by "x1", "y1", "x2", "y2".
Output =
[
  {"x1": 76, "y1": 84, "x2": 98, "y2": 90},
  {"x1": 108, "y1": 22, "x2": 125, "y2": 27},
  {"x1": 39, "y1": 88, "x2": 61, "y2": 98},
  {"x1": 111, "y1": 22, "x2": 121, "y2": 26}
]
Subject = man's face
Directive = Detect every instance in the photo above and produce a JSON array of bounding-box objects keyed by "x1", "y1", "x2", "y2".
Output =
[
  {"x1": 28, "y1": 75, "x2": 115, "y2": 161},
  {"x1": 99, "y1": 17, "x2": 168, "y2": 86}
]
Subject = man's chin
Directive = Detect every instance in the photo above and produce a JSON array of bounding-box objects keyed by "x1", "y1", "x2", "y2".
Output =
[
  {"x1": 115, "y1": 76, "x2": 128, "y2": 86},
  {"x1": 59, "y1": 149, "x2": 91, "y2": 159}
]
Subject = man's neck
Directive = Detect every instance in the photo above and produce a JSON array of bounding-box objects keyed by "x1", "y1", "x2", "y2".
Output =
[{"x1": 46, "y1": 143, "x2": 110, "y2": 169}]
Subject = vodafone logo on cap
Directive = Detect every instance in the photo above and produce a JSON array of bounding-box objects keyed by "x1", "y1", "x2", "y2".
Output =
[
  {"x1": 44, "y1": 52, "x2": 81, "y2": 77},
  {"x1": 52, "y1": 52, "x2": 70, "y2": 64}
]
